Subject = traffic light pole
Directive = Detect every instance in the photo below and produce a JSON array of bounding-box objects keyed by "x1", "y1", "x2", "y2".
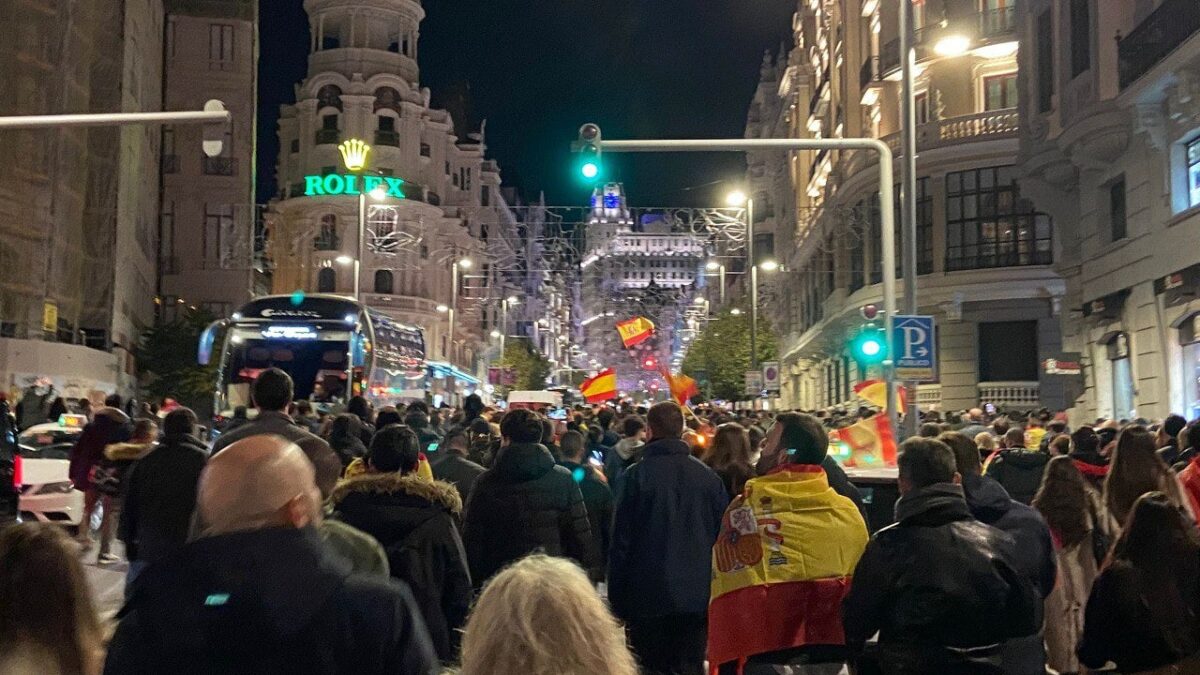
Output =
[{"x1": 599, "y1": 137, "x2": 899, "y2": 433}]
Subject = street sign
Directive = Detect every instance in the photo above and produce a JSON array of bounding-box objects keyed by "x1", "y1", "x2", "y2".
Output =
[
  {"x1": 42, "y1": 301, "x2": 57, "y2": 333},
  {"x1": 893, "y1": 315, "x2": 937, "y2": 381},
  {"x1": 744, "y1": 371, "x2": 764, "y2": 396},
  {"x1": 761, "y1": 361, "x2": 781, "y2": 392}
]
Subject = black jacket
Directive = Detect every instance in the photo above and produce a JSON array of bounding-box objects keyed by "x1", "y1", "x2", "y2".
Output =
[
  {"x1": 103, "y1": 526, "x2": 439, "y2": 675},
  {"x1": 984, "y1": 449, "x2": 1049, "y2": 505},
  {"x1": 822, "y1": 455, "x2": 870, "y2": 525},
  {"x1": 559, "y1": 459, "x2": 614, "y2": 581},
  {"x1": 330, "y1": 473, "x2": 471, "y2": 661},
  {"x1": 962, "y1": 474, "x2": 1056, "y2": 675},
  {"x1": 461, "y1": 442, "x2": 596, "y2": 588},
  {"x1": 118, "y1": 433, "x2": 208, "y2": 565},
  {"x1": 329, "y1": 433, "x2": 368, "y2": 469},
  {"x1": 211, "y1": 411, "x2": 342, "y2": 497},
  {"x1": 1078, "y1": 556, "x2": 1200, "y2": 673},
  {"x1": 430, "y1": 453, "x2": 486, "y2": 504},
  {"x1": 608, "y1": 437, "x2": 729, "y2": 619},
  {"x1": 842, "y1": 484, "x2": 1040, "y2": 675}
]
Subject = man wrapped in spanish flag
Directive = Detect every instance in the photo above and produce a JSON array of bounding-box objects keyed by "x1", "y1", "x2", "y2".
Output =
[{"x1": 708, "y1": 413, "x2": 869, "y2": 674}]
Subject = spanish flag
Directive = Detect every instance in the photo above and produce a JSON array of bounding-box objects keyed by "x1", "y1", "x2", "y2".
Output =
[
  {"x1": 615, "y1": 316, "x2": 655, "y2": 348},
  {"x1": 579, "y1": 368, "x2": 617, "y2": 403},
  {"x1": 829, "y1": 413, "x2": 898, "y2": 467},
  {"x1": 852, "y1": 378, "x2": 907, "y2": 410},
  {"x1": 661, "y1": 369, "x2": 699, "y2": 405}
]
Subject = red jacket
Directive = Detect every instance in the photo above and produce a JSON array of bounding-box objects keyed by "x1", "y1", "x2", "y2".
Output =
[{"x1": 1179, "y1": 456, "x2": 1200, "y2": 525}]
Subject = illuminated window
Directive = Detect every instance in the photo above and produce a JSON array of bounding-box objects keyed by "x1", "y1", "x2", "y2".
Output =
[
  {"x1": 946, "y1": 166, "x2": 1053, "y2": 271},
  {"x1": 1189, "y1": 137, "x2": 1200, "y2": 208},
  {"x1": 983, "y1": 73, "x2": 1017, "y2": 111}
]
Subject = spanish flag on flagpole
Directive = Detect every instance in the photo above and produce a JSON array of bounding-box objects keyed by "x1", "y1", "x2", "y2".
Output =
[
  {"x1": 660, "y1": 369, "x2": 699, "y2": 406},
  {"x1": 829, "y1": 413, "x2": 898, "y2": 467},
  {"x1": 852, "y1": 378, "x2": 907, "y2": 411},
  {"x1": 615, "y1": 316, "x2": 655, "y2": 348},
  {"x1": 579, "y1": 368, "x2": 618, "y2": 403}
]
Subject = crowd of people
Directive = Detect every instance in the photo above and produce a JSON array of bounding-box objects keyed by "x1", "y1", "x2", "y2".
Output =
[{"x1": 4, "y1": 370, "x2": 1200, "y2": 674}]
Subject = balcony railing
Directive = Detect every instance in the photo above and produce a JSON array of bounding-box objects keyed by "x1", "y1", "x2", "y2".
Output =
[
  {"x1": 881, "y1": 8, "x2": 1016, "y2": 74},
  {"x1": 314, "y1": 128, "x2": 340, "y2": 145},
  {"x1": 202, "y1": 156, "x2": 236, "y2": 176},
  {"x1": 1118, "y1": 0, "x2": 1200, "y2": 89},
  {"x1": 978, "y1": 6, "x2": 1017, "y2": 40},
  {"x1": 374, "y1": 129, "x2": 400, "y2": 147},
  {"x1": 917, "y1": 384, "x2": 942, "y2": 409},
  {"x1": 978, "y1": 381, "x2": 1040, "y2": 408},
  {"x1": 882, "y1": 109, "x2": 1019, "y2": 154}
]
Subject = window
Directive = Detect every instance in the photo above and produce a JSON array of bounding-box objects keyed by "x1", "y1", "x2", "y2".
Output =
[
  {"x1": 315, "y1": 214, "x2": 338, "y2": 250},
  {"x1": 374, "y1": 270, "x2": 393, "y2": 294},
  {"x1": 290, "y1": 139, "x2": 299, "y2": 153},
  {"x1": 322, "y1": 115, "x2": 338, "y2": 130},
  {"x1": 1188, "y1": 137, "x2": 1200, "y2": 208},
  {"x1": 849, "y1": 204, "x2": 866, "y2": 292},
  {"x1": 161, "y1": 200, "x2": 175, "y2": 269},
  {"x1": 203, "y1": 203, "x2": 234, "y2": 263},
  {"x1": 481, "y1": 185, "x2": 490, "y2": 206},
  {"x1": 1109, "y1": 178, "x2": 1127, "y2": 241},
  {"x1": 317, "y1": 267, "x2": 336, "y2": 293},
  {"x1": 1181, "y1": 317, "x2": 1200, "y2": 418},
  {"x1": 1070, "y1": 0, "x2": 1090, "y2": 78},
  {"x1": 209, "y1": 24, "x2": 234, "y2": 70},
  {"x1": 420, "y1": 143, "x2": 431, "y2": 157},
  {"x1": 377, "y1": 116, "x2": 395, "y2": 132},
  {"x1": 912, "y1": 0, "x2": 926, "y2": 29},
  {"x1": 983, "y1": 73, "x2": 1017, "y2": 111},
  {"x1": 1106, "y1": 333, "x2": 1134, "y2": 419},
  {"x1": 1036, "y1": 10, "x2": 1055, "y2": 112},
  {"x1": 945, "y1": 166, "x2": 1053, "y2": 271},
  {"x1": 979, "y1": 320, "x2": 1038, "y2": 381},
  {"x1": 915, "y1": 91, "x2": 930, "y2": 124}
]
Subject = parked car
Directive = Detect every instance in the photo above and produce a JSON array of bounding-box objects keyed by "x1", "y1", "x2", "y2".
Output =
[{"x1": 13, "y1": 415, "x2": 87, "y2": 526}]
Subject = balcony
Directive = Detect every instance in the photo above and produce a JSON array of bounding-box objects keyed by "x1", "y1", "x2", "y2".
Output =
[
  {"x1": 978, "y1": 381, "x2": 1040, "y2": 408},
  {"x1": 374, "y1": 129, "x2": 400, "y2": 147},
  {"x1": 1118, "y1": 0, "x2": 1200, "y2": 89},
  {"x1": 859, "y1": 55, "x2": 880, "y2": 90},
  {"x1": 881, "y1": 108, "x2": 1020, "y2": 154},
  {"x1": 881, "y1": 7, "x2": 1016, "y2": 75},
  {"x1": 314, "y1": 128, "x2": 340, "y2": 145},
  {"x1": 202, "y1": 156, "x2": 237, "y2": 176}
]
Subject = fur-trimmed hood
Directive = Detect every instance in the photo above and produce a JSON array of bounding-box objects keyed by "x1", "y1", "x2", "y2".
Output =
[
  {"x1": 329, "y1": 472, "x2": 462, "y2": 515},
  {"x1": 104, "y1": 440, "x2": 154, "y2": 461}
]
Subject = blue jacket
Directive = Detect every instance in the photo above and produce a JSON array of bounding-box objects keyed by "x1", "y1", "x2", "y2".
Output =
[{"x1": 608, "y1": 437, "x2": 729, "y2": 618}]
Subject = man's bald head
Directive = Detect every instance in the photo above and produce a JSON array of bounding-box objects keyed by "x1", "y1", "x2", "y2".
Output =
[
  {"x1": 197, "y1": 435, "x2": 322, "y2": 537},
  {"x1": 968, "y1": 408, "x2": 984, "y2": 422}
]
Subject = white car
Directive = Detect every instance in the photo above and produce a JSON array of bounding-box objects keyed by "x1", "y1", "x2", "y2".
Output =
[{"x1": 15, "y1": 418, "x2": 86, "y2": 526}]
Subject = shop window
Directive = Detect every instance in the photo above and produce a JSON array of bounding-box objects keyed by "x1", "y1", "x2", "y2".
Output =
[
  {"x1": 1181, "y1": 316, "x2": 1200, "y2": 419},
  {"x1": 1105, "y1": 332, "x2": 1135, "y2": 420},
  {"x1": 317, "y1": 267, "x2": 336, "y2": 293},
  {"x1": 1188, "y1": 137, "x2": 1200, "y2": 208}
]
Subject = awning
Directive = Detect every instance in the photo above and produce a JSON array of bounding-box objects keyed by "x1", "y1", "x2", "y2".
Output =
[
  {"x1": 1082, "y1": 289, "x2": 1130, "y2": 319},
  {"x1": 426, "y1": 361, "x2": 481, "y2": 385}
]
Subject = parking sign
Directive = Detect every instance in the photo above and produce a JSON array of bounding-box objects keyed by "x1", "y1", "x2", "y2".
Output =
[{"x1": 892, "y1": 315, "x2": 937, "y2": 381}]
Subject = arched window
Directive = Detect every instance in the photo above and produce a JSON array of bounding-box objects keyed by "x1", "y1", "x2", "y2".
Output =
[
  {"x1": 316, "y1": 84, "x2": 343, "y2": 111},
  {"x1": 373, "y1": 87, "x2": 402, "y2": 113},
  {"x1": 374, "y1": 269, "x2": 394, "y2": 294},
  {"x1": 315, "y1": 214, "x2": 338, "y2": 250},
  {"x1": 317, "y1": 267, "x2": 336, "y2": 293}
]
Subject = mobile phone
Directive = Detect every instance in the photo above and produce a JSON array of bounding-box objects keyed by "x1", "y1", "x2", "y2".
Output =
[
  {"x1": 985, "y1": 403, "x2": 996, "y2": 415},
  {"x1": 548, "y1": 408, "x2": 568, "y2": 420}
]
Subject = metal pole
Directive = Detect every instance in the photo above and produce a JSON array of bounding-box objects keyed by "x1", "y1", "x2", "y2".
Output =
[
  {"x1": 720, "y1": 265, "x2": 726, "y2": 305},
  {"x1": 500, "y1": 300, "x2": 508, "y2": 360},
  {"x1": 748, "y1": 198, "x2": 758, "y2": 376},
  {"x1": 0, "y1": 108, "x2": 230, "y2": 129},
  {"x1": 900, "y1": 0, "x2": 920, "y2": 439},
  {"x1": 449, "y1": 263, "x2": 458, "y2": 364},
  {"x1": 597, "y1": 136, "x2": 899, "y2": 434},
  {"x1": 355, "y1": 191, "x2": 364, "y2": 302}
]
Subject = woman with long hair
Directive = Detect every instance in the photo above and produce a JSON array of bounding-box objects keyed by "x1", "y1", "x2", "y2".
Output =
[
  {"x1": 1032, "y1": 456, "x2": 1115, "y2": 675},
  {"x1": 458, "y1": 554, "x2": 638, "y2": 675},
  {"x1": 1078, "y1": 492, "x2": 1200, "y2": 673},
  {"x1": 703, "y1": 422, "x2": 754, "y2": 500},
  {"x1": 1104, "y1": 426, "x2": 1191, "y2": 525},
  {"x1": 0, "y1": 523, "x2": 103, "y2": 675}
]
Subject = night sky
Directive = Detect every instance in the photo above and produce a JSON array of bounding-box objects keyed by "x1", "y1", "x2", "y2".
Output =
[{"x1": 256, "y1": 0, "x2": 795, "y2": 208}]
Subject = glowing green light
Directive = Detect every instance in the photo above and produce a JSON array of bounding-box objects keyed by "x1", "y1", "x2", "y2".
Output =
[
  {"x1": 581, "y1": 162, "x2": 599, "y2": 179},
  {"x1": 861, "y1": 340, "x2": 881, "y2": 357},
  {"x1": 290, "y1": 290, "x2": 306, "y2": 306}
]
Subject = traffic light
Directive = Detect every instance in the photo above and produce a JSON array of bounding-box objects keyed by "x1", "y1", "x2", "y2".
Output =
[
  {"x1": 576, "y1": 123, "x2": 602, "y2": 182},
  {"x1": 850, "y1": 323, "x2": 887, "y2": 367}
]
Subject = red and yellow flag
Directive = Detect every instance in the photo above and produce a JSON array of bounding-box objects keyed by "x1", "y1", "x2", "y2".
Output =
[
  {"x1": 852, "y1": 379, "x2": 908, "y2": 410},
  {"x1": 579, "y1": 368, "x2": 617, "y2": 403},
  {"x1": 615, "y1": 316, "x2": 655, "y2": 348},
  {"x1": 661, "y1": 369, "x2": 699, "y2": 406},
  {"x1": 829, "y1": 413, "x2": 898, "y2": 467}
]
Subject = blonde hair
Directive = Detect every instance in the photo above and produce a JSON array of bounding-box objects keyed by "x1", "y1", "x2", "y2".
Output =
[
  {"x1": 459, "y1": 555, "x2": 638, "y2": 675},
  {"x1": 974, "y1": 432, "x2": 996, "y2": 451}
]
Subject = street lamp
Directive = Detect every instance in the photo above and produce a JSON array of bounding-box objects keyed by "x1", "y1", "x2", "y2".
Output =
[
  {"x1": 727, "y1": 188, "x2": 757, "y2": 373},
  {"x1": 335, "y1": 255, "x2": 353, "y2": 265},
  {"x1": 730, "y1": 308, "x2": 742, "y2": 316},
  {"x1": 705, "y1": 259, "x2": 727, "y2": 304},
  {"x1": 933, "y1": 34, "x2": 971, "y2": 57},
  {"x1": 447, "y1": 257, "x2": 473, "y2": 365},
  {"x1": 500, "y1": 296, "x2": 520, "y2": 358}
]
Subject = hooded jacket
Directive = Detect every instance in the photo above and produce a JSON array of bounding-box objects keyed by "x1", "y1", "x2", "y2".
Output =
[
  {"x1": 984, "y1": 448, "x2": 1049, "y2": 505},
  {"x1": 605, "y1": 436, "x2": 644, "y2": 493},
  {"x1": 119, "y1": 433, "x2": 208, "y2": 564},
  {"x1": 430, "y1": 452, "x2": 485, "y2": 504},
  {"x1": 330, "y1": 473, "x2": 471, "y2": 661},
  {"x1": 103, "y1": 526, "x2": 439, "y2": 674},
  {"x1": 210, "y1": 410, "x2": 342, "y2": 497},
  {"x1": 69, "y1": 406, "x2": 131, "y2": 490},
  {"x1": 961, "y1": 474, "x2": 1056, "y2": 675},
  {"x1": 461, "y1": 441, "x2": 596, "y2": 589},
  {"x1": 95, "y1": 440, "x2": 155, "y2": 496},
  {"x1": 842, "y1": 484, "x2": 1039, "y2": 675}
]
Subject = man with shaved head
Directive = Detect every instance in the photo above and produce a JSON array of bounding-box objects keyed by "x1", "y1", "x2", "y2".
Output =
[{"x1": 105, "y1": 435, "x2": 438, "y2": 674}]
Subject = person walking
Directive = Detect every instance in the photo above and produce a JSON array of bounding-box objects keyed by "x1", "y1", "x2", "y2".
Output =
[
  {"x1": 462, "y1": 409, "x2": 596, "y2": 589},
  {"x1": 984, "y1": 426, "x2": 1049, "y2": 505},
  {"x1": 457, "y1": 555, "x2": 638, "y2": 675},
  {"x1": 93, "y1": 418, "x2": 157, "y2": 564},
  {"x1": 605, "y1": 415, "x2": 646, "y2": 492},
  {"x1": 210, "y1": 368, "x2": 342, "y2": 497},
  {"x1": 1104, "y1": 426, "x2": 1191, "y2": 526},
  {"x1": 429, "y1": 430, "x2": 485, "y2": 504},
  {"x1": 1032, "y1": 456, "x2": 1115, "y2": 675},
  {"x1": 609, "y1": 401, "x2": 729, "y2": 675},
  {"x1": 557, "y1": 429, "x2": 613, "y2": 582},
  {"x1": 330, "y1": 425, "x2": 471, "y2": 662},
  {"x1": 1157, "y1": 414, "x2": 1189, "y2": 467},
  {"x1": 69, "y1": 393, "x2": 132, "y2": 548},
  {"x1": 327, "y1": 413, "x2": 368, "y2": 469},
  {"x1": 842, "y1": 438, "x2": 1039, "y2": 675},
  {"x1": 105, "y1": 435, "x2": 438, "y2": 674},
  {"x1": 703, "y1": 422, "x2": 755, "y2": 501},
  {"x1": 941, "y1": 431, "x2": 1055, "y2": 675},
  {"x1": 708, "y1": 412, "x2": 868, "y2": 674},
  {"x1": 1078, "y1": 491, "x2": 1200, "y2": 674}
]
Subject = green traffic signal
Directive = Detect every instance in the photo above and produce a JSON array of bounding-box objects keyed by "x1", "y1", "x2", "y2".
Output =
[
  {"x1": 576, "y1": 123, "x2": 603, "y2": 183},
  {"x1": 850, "y1": 323, "x2": 887, "y2": 366},
  {"x1": 581, "y1": 159, "x2": 600, "y2": 179}
]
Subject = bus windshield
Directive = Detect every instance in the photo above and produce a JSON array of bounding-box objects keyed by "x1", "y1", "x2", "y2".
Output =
[{"x1": 222, "y1": 335, "x2": 350, "y2": 406}]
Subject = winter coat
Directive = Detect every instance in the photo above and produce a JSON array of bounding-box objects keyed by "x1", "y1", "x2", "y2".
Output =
[
  {"x1": 461, "y1": 442, "x2": 596, "y2": 589},
  {"x1": 984, "y1": 448, "x2": 1049, "y2": 505},
  {"x1": 961, "y1": 474, "x2": 1055, "y2": 675},
  {"x1": 430, "y1": 453, "x2": 486, "y2": 504},
  {"x1": 1042, "y1": 527, "x2": 1102, "y2": 675},
  {"x1": 1178, "y1": 455, "x2": 1200, "y2": 525},
  {"x1": 1078, "y1": 553, "x2": 1200, "y2": 674},
  {"x1": 94, "y1": 441, "x2": 154, "y2": 497},
  {"x1": 609, "y1": 437, "x2": 729, "y2": 619},
  {"x1": 318, "y1": 519, "x2": 390, "y2": 577},
  {"x1": 605, "y1": 437, "x2": 644, "y2": 493},
  {"x1": 103, "y1": 526, "x2": 439, "y2": 674},
  {"x1": 1070, "y1": 449, "x2": 1110, "y2": 494},
  {"x1": 329, "y1": 433, "x2": 368, "y2": 469},
  {"x1": 211, "y1": 410, "x2": 342, "y2": 497},
  {"x1": 68, "y1": 407, "x2": 132, "y2": 490},
  {"x1": 558, "y1": 459, "x2": 614, "y2": 581},
  {"x1": 842, "y1": 483, "x2": 1040, "y2": 675},
  {"x1": 330, "y1": 472, "x2": 471, "y2": 661},
  {"x1": 118, "y1": 433, "x2": 208, "y2": 565}
]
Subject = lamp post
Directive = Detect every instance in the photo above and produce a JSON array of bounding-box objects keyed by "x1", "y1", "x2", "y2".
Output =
[
  {"x1": 354, "y1": 185, "x2": 388, "y2": 301},
  {"x1": 899, "y1": 0, "x2": 921, "y2": 438},
  {"x1": 448, "y1": 258, "x2": 473, "y2": 365},
  {"x1": 706, "y1": 260, "x2": 726, "y2": 305},
  {"x1": 500, "y1": 295, "x2": 519, "y2": 359}
]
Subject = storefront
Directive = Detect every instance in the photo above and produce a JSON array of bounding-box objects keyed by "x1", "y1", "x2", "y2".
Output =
[{"x1": 1158, "y1": 264, "x2": 1200, "y2": 419}]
